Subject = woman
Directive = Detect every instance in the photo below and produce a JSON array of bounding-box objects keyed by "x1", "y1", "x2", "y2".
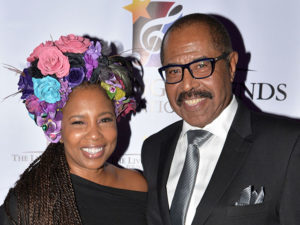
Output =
[{"x1": 0, "y1": 34, "x2": 147, "y2": 225}]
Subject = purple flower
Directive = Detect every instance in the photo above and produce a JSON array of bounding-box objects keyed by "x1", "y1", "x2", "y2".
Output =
[
  {"x1": 109, "y1": 86, "x2": 116, "y2": 93},
  {"x1": 25, "y1": 95, "x2": 44, "y2": 115},
  {"x1": 41, "y1": 102, "x2": 57, "y2": 115},
  {"x1": 105, "y1": 74, "x2": 122, "y2": 89},
  {"x1": 114, "y1": 97, "x2": 136, "y2": 118},
  {"x1": 59, "y1": 79, "x2": 72, "y2": 107},
  {"x1": 45, "y1": 119, "x2": 62, "y2": 143},
  {"x1": 65, "y1": 67, "x2": 85, "y2": 88},
  {"x1": 36, "y1": 113, "x2": 48, "y2": 127},
  {"x1": 84, "y1": 41, "x2": 102, "y2": 80},
  {"x1": 36, "y1": 110, "x2": 62, "y2": 143},
  {"x1": 114, "y1": 97, "x2": 126, "y2": 116},
  {"x1": 46, "y1": 110, "x2": 62, "y2": 142},
  {"x1": 86, "y1": 41, "x2": 102, "y2": 57},
  {"x1": 18, "y1": 68, "x2": 34, "y2": 99}
]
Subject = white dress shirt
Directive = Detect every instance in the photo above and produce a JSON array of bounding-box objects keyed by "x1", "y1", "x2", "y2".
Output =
[{"x1": 167, "y1": 96, "x2": 238, "y2": 225}]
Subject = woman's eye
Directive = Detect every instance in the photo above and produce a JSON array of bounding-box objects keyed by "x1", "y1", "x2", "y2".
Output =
[
  {"x1": 71, "y1": 121, "x2": 84, "y2": 125},
  {"x1": 101, "y1": 117, "x2": 113, "y2": 123}
]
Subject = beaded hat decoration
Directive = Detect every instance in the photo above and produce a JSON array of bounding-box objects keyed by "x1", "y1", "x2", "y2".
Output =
[{"x1": 9, "y1": 34, "x2": 138, "y2": 143}]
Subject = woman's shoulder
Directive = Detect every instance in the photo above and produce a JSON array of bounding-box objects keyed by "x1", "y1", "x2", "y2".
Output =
[
  {"x1": 0, "y1": 192, "x2": 19, "y2": 225},
  {"x1": 112, "y1": 166, "x2": 148, "y2": 192}
]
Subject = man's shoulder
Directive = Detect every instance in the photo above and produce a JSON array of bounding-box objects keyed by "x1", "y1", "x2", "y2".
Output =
[
  {"x1": 236, "y1": 100, "x2": 300, "y2": 132},
  {"x1": 251, "y1": 109, "x2": 300, "y2": 131},
  {"x1": 144, "y1": 120, "x2": 183, "y2": 143},
  {"x1": 141, "y1": 120, "x2": 182, "y2": 169}
]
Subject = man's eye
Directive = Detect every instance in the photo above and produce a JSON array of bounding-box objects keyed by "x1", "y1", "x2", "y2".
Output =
[
  {"x1": 166, "y1": 67, "x2": 181, "y2": 75},
  {"x1": 195, "y1": 62, "x2": 207, "y2": 69}
]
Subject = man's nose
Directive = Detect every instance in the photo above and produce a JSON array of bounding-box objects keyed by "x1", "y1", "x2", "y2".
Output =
[{"x1": 182, "y1": 68, "x2": 197, "y2": 91}]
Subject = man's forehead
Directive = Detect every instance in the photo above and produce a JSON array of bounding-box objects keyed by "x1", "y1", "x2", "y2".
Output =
[
  {"x1": 164, "y1": 24, "x2": 213, "y2": 50},
  {"x1": 165, "y1": 23, "x2": 212, "y2": 45},
  {"x1": 168, "y1": 21, "x2": 211, "y2": 35}
]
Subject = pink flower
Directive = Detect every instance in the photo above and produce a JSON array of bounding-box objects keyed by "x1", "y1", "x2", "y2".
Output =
[
  {"x1": 27, "y1": 41, "x2": 54, "y2": 63},
  {"x1": 55, "y1": 34, "x2": 91, "y2": 53},
  {"x1": 37, "y1": 46, "x2": 70, "y2": 78}
]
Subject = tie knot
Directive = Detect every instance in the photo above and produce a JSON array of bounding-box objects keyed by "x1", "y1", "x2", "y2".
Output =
[{"x1": 187, "y1": 129, "x2": 212, "y2": 147}]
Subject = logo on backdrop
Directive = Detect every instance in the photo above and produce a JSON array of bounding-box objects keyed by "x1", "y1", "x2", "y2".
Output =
[
  {"x1": 233, "y1": 82, "x2": 287, "y2": 101},
  {"x1": 119, "y1": 154, "x2": 142, "y2": 170},
  {"x1": 11, "y1": 151, "x2": 42, "y2": 163},
  {"x1": 11, "y1": 151, "x2": 143, "y2": 170},
  {"x1": 124, "y1": 0, "x2": 183, "y2": 67}
]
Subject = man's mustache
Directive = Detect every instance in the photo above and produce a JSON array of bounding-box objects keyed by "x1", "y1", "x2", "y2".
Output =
[{"x1": 176, "y1": 89, "x2": 213, "y2": 106}]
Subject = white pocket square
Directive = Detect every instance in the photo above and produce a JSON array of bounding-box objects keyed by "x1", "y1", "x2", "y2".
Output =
[{"x1": 235, "y1": 185, "x2": 264, "y2": 206}]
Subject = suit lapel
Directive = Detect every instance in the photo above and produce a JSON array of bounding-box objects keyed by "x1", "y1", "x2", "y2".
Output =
[
  {"x1": 157, "y1": 121, "x2": 183, "y2": 225},
  {"x1": 192, "y1": 102, "x2": 254, "y2": 225}
]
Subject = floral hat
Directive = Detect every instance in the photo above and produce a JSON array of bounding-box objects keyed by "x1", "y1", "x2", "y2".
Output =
[{"x1": 13, "y1": 34, "x2": 138, "y2": 143}]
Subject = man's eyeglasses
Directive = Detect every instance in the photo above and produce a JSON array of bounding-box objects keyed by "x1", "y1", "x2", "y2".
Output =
[{"x1": 158, "y1": 52, "x2": 230, "y2": 84}]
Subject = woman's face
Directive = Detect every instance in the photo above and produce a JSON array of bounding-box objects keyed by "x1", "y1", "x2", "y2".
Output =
[{"x1": 61, "y1": 86, "x2": 117, "y2": 175}]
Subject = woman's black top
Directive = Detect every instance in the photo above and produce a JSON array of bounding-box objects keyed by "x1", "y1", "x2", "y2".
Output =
[
  {"x1": 0, "y1": 174, "x2": 147, "y2": 225},
  {"x1": 71, "y1": 174, "x2": 147, "y2": 225}
]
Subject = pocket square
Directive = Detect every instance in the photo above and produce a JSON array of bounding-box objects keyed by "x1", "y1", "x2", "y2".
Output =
[{"x1": 235, "y1": 185, "x2": 264, "y2": 206}]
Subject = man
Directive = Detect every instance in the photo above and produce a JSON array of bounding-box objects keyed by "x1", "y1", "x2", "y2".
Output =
[{"x1": 141, "y1": 13, "x2": 300, "y2": 225}]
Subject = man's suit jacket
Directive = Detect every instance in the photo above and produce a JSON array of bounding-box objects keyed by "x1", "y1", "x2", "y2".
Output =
[{"x1": 141, "y1": 101, "x2": 300, "y2": 225}]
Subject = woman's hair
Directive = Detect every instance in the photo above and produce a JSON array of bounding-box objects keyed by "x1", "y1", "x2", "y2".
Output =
[{"x1": 4, "y1": 143, "x2": 82, "y2": 225}]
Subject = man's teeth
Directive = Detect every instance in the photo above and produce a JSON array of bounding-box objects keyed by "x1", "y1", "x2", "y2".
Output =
[
  {"x1": 184, "y1": 98, "x2": 203, "y2": 106},
  {"x1": 81, "y1": 147, "x2": 103, "y2": 154}
]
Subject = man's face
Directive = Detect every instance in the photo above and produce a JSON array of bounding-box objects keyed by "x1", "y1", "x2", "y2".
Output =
[{"x1": 162, "y1": 23, "x2": 238, "y2": 128}]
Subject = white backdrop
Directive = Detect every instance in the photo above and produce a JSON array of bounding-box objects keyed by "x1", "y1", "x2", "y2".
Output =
[{"x1": 1, "y1": 0, "x2": 300, "y2": 204}]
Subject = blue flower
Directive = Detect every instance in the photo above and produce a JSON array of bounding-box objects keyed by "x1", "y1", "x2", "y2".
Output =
[{"x1": 32, "y1": 76, "x2": 61, "y2": 103}]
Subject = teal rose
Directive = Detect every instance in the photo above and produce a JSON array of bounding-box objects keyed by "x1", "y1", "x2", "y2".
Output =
[{"x1": 33, "y1": 76, "x2": 61, "y2": 103}]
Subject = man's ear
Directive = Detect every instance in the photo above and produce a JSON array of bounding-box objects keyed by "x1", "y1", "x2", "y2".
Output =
[{"x1": 228, "y1": 51, "x2": 238, "y2": 82}]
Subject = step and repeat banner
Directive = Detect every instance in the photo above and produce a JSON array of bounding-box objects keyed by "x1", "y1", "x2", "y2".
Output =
[{"x1": 0, "y1": 0, "x2": 299, "y2": 203}]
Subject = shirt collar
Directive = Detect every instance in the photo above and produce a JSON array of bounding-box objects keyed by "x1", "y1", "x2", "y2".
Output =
[{"x1": 182, "y1": 95, "x2": 238, "y2": 139}]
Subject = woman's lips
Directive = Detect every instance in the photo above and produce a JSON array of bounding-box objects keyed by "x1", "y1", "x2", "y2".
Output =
[{"x1": 81, "y1": 147, "x2": 104, "y2": 159}]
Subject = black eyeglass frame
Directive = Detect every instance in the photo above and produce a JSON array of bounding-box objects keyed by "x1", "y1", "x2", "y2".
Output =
[{"x1": 158, "y1": 52, "x2": 230, "y2": 84}]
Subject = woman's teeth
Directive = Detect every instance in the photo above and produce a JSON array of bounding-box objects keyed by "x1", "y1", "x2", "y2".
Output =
[{"x1": 81, "y1": 147, "x2": 103, "y2": 154}]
